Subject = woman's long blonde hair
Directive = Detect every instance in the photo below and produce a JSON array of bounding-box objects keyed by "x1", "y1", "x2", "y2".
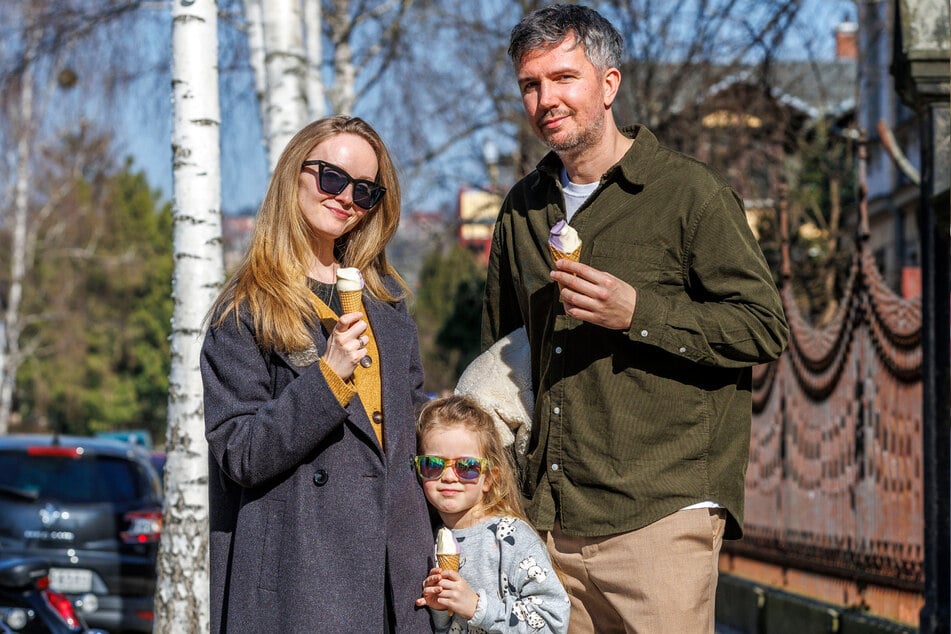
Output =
[
  {"x1": 417, "y1": 395, "x2": 527, "y2": 522},
  {"x1": 210, "y1": 116, "x2": 409, "y2": 352}
]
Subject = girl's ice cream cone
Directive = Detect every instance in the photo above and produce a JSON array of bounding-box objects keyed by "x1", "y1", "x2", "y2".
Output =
[
  {"x1": 435, "y1": 527, "x2": 460, "y2": 571},
  {"x1": 435, "y1": 527, "x2": 461, "y2": 615}
]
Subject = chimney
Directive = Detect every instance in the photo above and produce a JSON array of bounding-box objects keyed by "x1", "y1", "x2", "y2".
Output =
[{"x1": 835, "y1": 21, "x2": 858, "y2": 60}]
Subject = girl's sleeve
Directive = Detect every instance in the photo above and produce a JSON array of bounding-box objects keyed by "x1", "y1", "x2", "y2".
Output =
[{"x1": 469, "y1": 519, "x2": 570, "y2": 633}]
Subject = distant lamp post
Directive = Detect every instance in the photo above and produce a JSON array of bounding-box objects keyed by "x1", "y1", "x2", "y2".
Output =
[
  {"x1": 483, "y1": 139, "x2": 500, "y2": 191},
  {"x1": 891, "y1": 1, "x2": 950, "y2": 632}
]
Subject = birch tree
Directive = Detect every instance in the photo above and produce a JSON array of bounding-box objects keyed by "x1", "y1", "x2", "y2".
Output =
[
  {"x1": 250, "y1": 0, "x2": 309, "y2": 169},
  {"x1": 0, "y1": 35, "x2": 37, "y2": 435},
  {"x1": 303, "y1": 0, "x2": 325, "y2": 120},
  {"x1": 323, "y1": 0, "x2": 413, "y2": 115},
  {"x1": 154, "y1": 0, "x2": 222, "y2": 630},
  {"x1": 240, "y1": 0, "x2": 412, "y2": 168},
  {"x1": 0, "y1": 0, "x2": 148, "y2": 433}
]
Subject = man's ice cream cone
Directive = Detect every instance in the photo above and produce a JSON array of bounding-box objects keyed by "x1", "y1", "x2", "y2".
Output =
[{"x1": 548, "y1": 220, "x2": 582, "y2": 291}]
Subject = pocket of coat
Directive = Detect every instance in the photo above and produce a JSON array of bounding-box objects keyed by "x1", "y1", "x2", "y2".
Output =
[{"x1": 257, "y1": 500, "x2": 286, "y2": 592}]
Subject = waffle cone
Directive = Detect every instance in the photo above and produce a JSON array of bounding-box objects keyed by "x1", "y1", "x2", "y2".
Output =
[
  {"x1": 338, "y1": 289, "x2": 364, "y2": 315},
  {"x1": 548, "y1": 244, "x2": 582, "y2": 291},
  {"x1": 548, "y1": 244, "x2": 581, "y2": 264},
  {"x1": 436, "y1": 553, "x2": 460, "y2": 572}
]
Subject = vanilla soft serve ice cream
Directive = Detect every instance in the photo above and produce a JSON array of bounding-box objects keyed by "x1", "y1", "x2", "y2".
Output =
[
  {"x1": 548, "y1": 219, "x2": 582, "y2": 255},
  {"x1": 335, "y1": 267, "x2": 365, "y2": 293},
  {"x1": 435, "y1": 526, "x2": 460, "y2": 571},
  {"x1": 548, "y1": 220, "x2": 582, "y2": 292}
]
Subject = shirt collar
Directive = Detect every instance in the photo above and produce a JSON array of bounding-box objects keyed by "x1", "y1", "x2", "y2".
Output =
[{"x1": 535, "y1": 124, "x2": 658, "y2": 188}]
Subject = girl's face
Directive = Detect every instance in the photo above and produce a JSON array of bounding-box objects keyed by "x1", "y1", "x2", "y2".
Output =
[{"x1": 419, "y1": 425, "x2": 493, "y2": 529}]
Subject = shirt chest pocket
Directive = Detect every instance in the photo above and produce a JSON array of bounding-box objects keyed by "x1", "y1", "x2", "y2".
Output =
[{"x1": 590, "y1": 240, "x2": 678, "y2": 288}]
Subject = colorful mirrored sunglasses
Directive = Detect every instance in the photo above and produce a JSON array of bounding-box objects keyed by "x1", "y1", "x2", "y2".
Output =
[
  {"x1": 413, "y1": 455, "x2": 490, "y2": 482},
  {"x1": 301, "y1": 159, "x2": 386, "y2": 210}
]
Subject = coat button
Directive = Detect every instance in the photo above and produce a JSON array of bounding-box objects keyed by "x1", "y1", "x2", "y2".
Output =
[
  {"x1": 372, "y1": 411, "x2": 383, "y2": 424},
  {"x1": 313, "y1": 470, "x2": 328, "y2": 486},
  {"x1": 360, "y1": 355, "x2": 372, "y2": 368}
]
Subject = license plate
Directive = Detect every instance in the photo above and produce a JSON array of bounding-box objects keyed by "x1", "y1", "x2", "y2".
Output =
[{"x1": 49, "y1": 567, "x2": 94, "y2": 593}]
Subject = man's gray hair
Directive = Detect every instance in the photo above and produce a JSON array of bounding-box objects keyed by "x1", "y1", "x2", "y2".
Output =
[{"x1": 508, "y1": 4, "x2": 624, "y2": 71}]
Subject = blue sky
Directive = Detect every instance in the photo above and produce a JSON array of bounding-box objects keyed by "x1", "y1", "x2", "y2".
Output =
[{"x1": 118, "y1": 0, "x2": 856, "y2": 217}]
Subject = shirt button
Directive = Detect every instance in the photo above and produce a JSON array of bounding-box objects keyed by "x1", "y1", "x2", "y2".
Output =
[
  {"x1": 372, "y1": 411, "x2": 383, "y2": 424},
  {"x1": 551, "y1": 464, "x2": 559, "y2": 471},
  {"x1": 553, "y1": 407, "x2": 560, "y2": 415},
  {"x1": 640, "y1": 329, "x2": 649, "y2": 337},
  {"x1": 555, "y1": 346, "x2": 563, "y2": 354},
  {"x1": 360, "y1": 355, "x2": 372, "y2": 368},
  {"x1": 679, "y1": 346, "x2": 686, "y2": 353}
]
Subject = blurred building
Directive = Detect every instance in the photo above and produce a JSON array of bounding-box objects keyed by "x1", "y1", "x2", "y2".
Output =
[
  {"x1": 222, "y1": 212, "x2": 255, "y2": 273},
  {"x1": 456, "y1": 186, "x2": 502, "y2": 265},
  {"x1": 856, "y1": 0, "x2": 924, "y2": 295}
]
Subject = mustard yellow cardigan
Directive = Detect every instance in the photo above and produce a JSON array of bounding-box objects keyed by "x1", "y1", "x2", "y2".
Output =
[{"x1": 313, "y1": 297, "x2": 384, "y2": 447}]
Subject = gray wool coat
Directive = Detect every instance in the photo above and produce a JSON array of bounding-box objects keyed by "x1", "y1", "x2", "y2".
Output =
[{"x1": 201, "y1": 279, "x2": 435, "y2": 633}]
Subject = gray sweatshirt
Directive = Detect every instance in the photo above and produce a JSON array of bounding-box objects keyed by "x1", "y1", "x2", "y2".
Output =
[{"x1": 431, "y1": 517, "x2": 570, "y2": 633}]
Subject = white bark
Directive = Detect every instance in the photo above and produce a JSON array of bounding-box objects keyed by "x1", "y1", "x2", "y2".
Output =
[
  {"x1": 260, "y1": 0, "x2": 308, "y2": 170},
  {"x1": 303, "y1": 0, "x2": 325, "y2": 119},
  {"x1": 327, "y1": 0, "x2": 356, "y2": 115},
  {"x1": 155, "y1": 0, "x2": 222, "y2": 631},
  {"x1": 244, "y1": 0, "x2": 269, "y2": 143},
  {"x1": 0, "y1": 45, "x2": 34, "y2": 436}
]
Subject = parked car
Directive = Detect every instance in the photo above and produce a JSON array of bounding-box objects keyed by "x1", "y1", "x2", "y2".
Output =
[
  {"x1": 0, "y1": 435, "x2": 163, "y2": 633},
  {"x1": 0, "y1": 556, "x2": 107, "y2": 633}
]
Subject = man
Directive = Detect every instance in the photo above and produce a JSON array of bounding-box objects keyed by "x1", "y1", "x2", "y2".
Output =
[{"x1": 481, "y1": 4, "x2": 789, "y2": 633}]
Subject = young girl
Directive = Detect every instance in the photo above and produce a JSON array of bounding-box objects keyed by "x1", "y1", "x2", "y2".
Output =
[{"x1": 415, "y1": 395, "x2": 570, "y2": 633}]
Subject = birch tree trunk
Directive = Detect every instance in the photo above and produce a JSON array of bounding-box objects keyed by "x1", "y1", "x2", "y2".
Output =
[
  {"x1": 0, "y1": 42, "x2": 35, "y2": 436},
  {"x1": 155, "y1": 0, "x2": 222, "y2": 630},
  {"x1": 244, "y1": 0, "x2": 269, "y2": 146},
  {"x1": 260, "y1": 0, "x2": 308, "y2": 170},
  {"x1": 327, "y1": 0, "x2": 356, "y2": 115},
  {"x1": 303, "y1": 0, "x2": 325, "y2": 120}
]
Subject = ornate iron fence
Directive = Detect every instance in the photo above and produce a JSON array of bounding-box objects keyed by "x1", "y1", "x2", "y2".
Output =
[{"x1": 724, "y1": 146, "x2": 924, "y2": 623}]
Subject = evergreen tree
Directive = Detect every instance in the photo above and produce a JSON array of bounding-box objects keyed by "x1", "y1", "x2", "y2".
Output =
[
  {"x1": 414, "y1": 242, "x2": 484, "y2": 394},
  {"x1": 17, "y1": 158, "x2": 172, "y2": 441}
]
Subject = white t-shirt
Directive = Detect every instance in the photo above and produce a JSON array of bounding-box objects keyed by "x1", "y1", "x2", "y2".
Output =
[{"x1": 560, "y1": 167, "x2": 599, "y2": 221}]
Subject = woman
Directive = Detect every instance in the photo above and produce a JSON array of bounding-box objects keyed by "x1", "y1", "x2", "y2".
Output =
[{"x1": 201, "y1": 116, "x2": 433, "y2": 633}]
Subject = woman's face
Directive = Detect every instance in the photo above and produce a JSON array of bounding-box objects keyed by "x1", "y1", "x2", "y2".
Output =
[{"x1": 298, "y1": 132, "x2": 379, "y2": 243}]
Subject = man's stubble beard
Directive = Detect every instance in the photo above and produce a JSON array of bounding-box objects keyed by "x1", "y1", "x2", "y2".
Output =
[{"x1": 542, "y1": 109, "x2": 606, "y2": 157}]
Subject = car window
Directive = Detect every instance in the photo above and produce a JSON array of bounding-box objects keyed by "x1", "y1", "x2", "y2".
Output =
[{"x1": 0, "y1": 452, "x2": 145, "y2": 504}]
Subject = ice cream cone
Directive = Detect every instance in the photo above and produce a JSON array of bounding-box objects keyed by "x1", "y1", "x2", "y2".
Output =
[
  {"x1": 336, "y1": 267, "x2": 372, "y2": 372},
  {"x1": 548, "y1": 244, "x2": 582, "y2": 290},
  {"x1": 338, "y1": 289, "x2": 363, "y2": 315},
  {"x1": 434, "y1": 527, "x2": 461, "y2": 615},
  {"x1": 436, "y1": 553, "x2": 460, "y2": 572},
  {"x1": 548, "y1": 220, "x2": 582, "y2": 292}
]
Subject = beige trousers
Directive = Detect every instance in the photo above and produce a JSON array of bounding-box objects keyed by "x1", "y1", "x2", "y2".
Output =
[{"x1": 545, "y1": 508, "x2": 726, "y2": 634}]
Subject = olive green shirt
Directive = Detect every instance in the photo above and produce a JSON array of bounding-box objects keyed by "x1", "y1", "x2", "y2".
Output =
[{"x1": 482, "y1": 126, "x2": 789, "y2": 539}]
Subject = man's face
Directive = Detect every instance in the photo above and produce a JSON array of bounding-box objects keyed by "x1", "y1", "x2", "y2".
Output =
[{"x1": 516, "y1": 36, "x2": 612, "y2": 156}]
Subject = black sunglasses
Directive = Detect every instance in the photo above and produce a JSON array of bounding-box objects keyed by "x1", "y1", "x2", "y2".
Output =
[
  {"x1": 301, "y1": 159, "x2": 386, "y2": 211},
  {"x1": 413, "y1": 455, "x2": 491, "y2": 482}
]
